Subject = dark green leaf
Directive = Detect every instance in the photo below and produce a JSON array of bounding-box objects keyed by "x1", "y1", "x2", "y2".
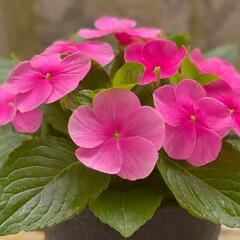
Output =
[
  {"x1": 90, "y1": 181, "x2": 162, "y2": 238},
  {"x1": 133, "y1": 84, "x2": 154, "y2": 106},
  {"x1": 109, "y1": 50, "x2": 125, "y2": 78},
  {"x1": 61, "y1": 89, "x2": 103, "y2": 111},
  {"x1": 80, "y1": 61, "x2": 110, "y2": 90},
  {"x1": 42, "y1": 102, "x2": 70, "y2": 134},
  {"x1": 0, "y1": 126, "x2": 29, "y2": 168},
  {"x1": 204, "y1": 44, "x2": 238, "y2": 65},
  {"x1": 0, "y1": 58, "x2": 16, "y2": 83},
  {"x1": 0, "y1": 137, "x2": 110, "y2": 235},
  {"x1": 112, "y1": 62, "x2": 144, "y2": 89},
  {"x1": 158, "y1": 144, "x2": 240, "y2": 228}
]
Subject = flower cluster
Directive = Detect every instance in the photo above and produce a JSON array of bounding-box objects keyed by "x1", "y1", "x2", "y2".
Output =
[{"x1": 1, "y1": 16, "x2": 240, "y2": 181}]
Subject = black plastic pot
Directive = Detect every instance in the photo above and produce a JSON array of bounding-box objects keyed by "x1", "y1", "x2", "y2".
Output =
[{"x1": 44, "y1": 207, "x2": 221, "y2": 240}]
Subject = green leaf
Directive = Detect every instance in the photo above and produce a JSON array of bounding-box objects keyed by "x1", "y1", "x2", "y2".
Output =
[
  {"x1": 0, "y1": 137, "x2": 110, "y2": 235},
  {"x1": 109, "y1": 50, "x2": 125, "y2": 78},
  {"x1": 205, "y1": 44, "x2": 238, "y2": 65},
  {"x1": 158, "y1": 144, "x2": 240, "y2": 228},
  {"x1": 133, "y1": 84, "x2": 154, "y2": 106},
  {"x1": 112, "y1": 62, "x2": 144, "y2": 89},
  {"x1": 61, "y1": 89, "x2": 103, "y2": 111},
  {"x1": 225, "y1": 137, "x2": 240, "y2": 151},
  {"x1": 170, "y1": 34, "x2": 191, "y2": 48},
  {"x1": 0, "y1": 126, "x2": 29, "y2": 168},
  {"x1": 180, "y1": 56, "x2": 218, "y2": 84},
  {"x1": 0, "y1": 58, "x2": 16, "y2": 83},
  {"x1": 42, "y1": 102, "x2": 70, "y2": 134},
  {"x1": 90, "y1": 183, "x2": 162, "y2": 237},
  {"x1": 80, "y1": 61, "x2": 110, "y2": 90}
]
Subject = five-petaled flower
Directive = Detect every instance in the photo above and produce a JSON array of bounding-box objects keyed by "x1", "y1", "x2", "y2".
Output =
[
  {"x1": 154, "y1": 80, "x2": 231, "y2": 166},
  {"x1": 78, "y1": 16, "x2": 161, "y2": 45},
  {"x1": 189, "y1": 48, "x2": 240, "y2": 95},
  {"x1": 68, "y1": 88, "x2": 165, "y2": 180},
  {"x1": 205, "y1": 80, "x2": 240, "y2": 136},
  {"x1": 7, "y1": 52, "x2": 91, "y2": 112},
  {"x1": 125, "y1": 39, "x2": 186, "y2": 85},
  {"x1": 0, "y1": 84, "x2": 42, "y2": 133}
]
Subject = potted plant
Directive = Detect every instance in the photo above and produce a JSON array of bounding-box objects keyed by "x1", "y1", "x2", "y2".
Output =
[{"x1": 0, "y1": 16, "x2": 239, "y2": 240}]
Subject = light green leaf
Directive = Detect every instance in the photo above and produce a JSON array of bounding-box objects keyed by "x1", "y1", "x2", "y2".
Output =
[
  {"x1": 204, "y1": 44, "x2": 238, "y2": 65},
  {"x1": 112, "y1": 62, "x2": 144, "y2": 89},
  {"x1": 0, "y1": 126, "x2": 29, "y2": 168},
  {"x1": 180, "y1": 56, "x2": 218, "y2": 84},
  {"x1": 158, "y1": 144, "x2": 240, "y2": 228},
  {"x1": 90, "y1": 184, "x2": 162, "y2": 238},
  {"x1": 170, "y1": 34, "x2": 191, "y2": 48},
  {"x1": 0, "y1": 58, "x2": 16, "y2": 83},
  {"x1": 0, "y1": 137, "x2": 110, "y2": 235}
]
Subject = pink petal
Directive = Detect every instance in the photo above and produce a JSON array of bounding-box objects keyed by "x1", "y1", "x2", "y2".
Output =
[
  {"x1": 45, "y1": 53, "x2": 91, "y2": 103},
  {"x1": 0, "y1": 85, "x2": 16, "y2": 125},
  {"x1": 117, "y1": 136, "x2": 158, "y2": 180},
  {"x1": 93, "y1": 88, "x2": 141, "y2": 127},
  {"x1": 94, "y1": 16, "x2": 136, "y2": 32},
  {"x1": 142, "y1": 40, "x2": 186, "y2": 68},
  {"x1": 175, "y1": 80, "x2": 206, "y2": 111},
  {"x1": 75, "y1": 138, "x2": 122, "y2": 174},
  {"x1": 186, "y1": 124, "x2": 221, "y2": 166},
  {"x1": 124, "y1": 43, "x2": 148, "y2": 66},
  {"x1": 140, "y1": 70, "x2": 157, "y2": 85},
  {"x1": 14, "y1": 81, "x2": 52, "y2": 112},
  {"x1": 123, "y1": 106, "x2": 165, "y2": 149},
  {"x1": 77, "y1": 41, "x2": 114, "y2": 66},
  {"x1": 189, "y1": 48, "x2": 207, "y2": 72},
  {"x1": 12, "y1": 108, "x2": 43, "y2": 133},
  {"x1": 0, "y1": 104, "x2": 16, "y2": 126},
  {"x1": 31, "y1": 53, "x2": 62, "y2": 73},
  {"x1": 7, "y1": 61, "x2": 40, "y2": 93},
  {"x1": 204, "y1": 80, "x2": 235, "y2": 108},
  {"x1": 198, "y1": 97, "x2": 231, "y2": 137},
  {"x1": 127, "y1": 27, "x2": 162, "y2": 39},
  {"x1": 153, "y1": 85, "x2": 188, "y2": 126},
  {"x1": 115, "y1": 32, "x2": 133, "y2": 45},
  {"x1": 232, "y1": 113, "x2": 240, "y2": 136},
  {"x1": 78, "y1": 29, "x2": 108, "y2": 39},
  {"x1": 163, "y1": 122, "x2": 196, "y2": 160},
  {"x1": 44, "y1": 40, "x2": 78, "y2": 54},
  {"x1": 68, "y1": 106, "x2": 108, "y2": 148}
]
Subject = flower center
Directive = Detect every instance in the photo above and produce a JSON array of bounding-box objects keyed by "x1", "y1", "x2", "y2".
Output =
[
  {"x1": 190, "y1": 114, "x2": 196, "y2": 122},
  {"x1": 8, "y1": 102, "x2": 14, "y2": 107},
  {"x1": 45, "y1": 73, "x2": 52, "y2": 80},
  {"x1": 60, "y1": 53, "x2": 69, "y2": 59},
  {"x1": 114, "y1": 132, "x2": 121, "y2": 139},
  {"x1": 229, "y1": 108, "x2": 235, "y2": 114}
]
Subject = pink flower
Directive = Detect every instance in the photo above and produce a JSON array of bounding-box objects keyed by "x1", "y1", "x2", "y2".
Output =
[
  {"x1": 153, "y1": 80, "x2": 231, "y2": 166},
  {"x1": 68, "y1": 88, "x2": 165, "y2": 180},
  {"x1": 78, "y1": 16, "x2": 161, "y2": 45},
  {"x1": 125, "y1": 40, "x2": 187, "y2": 85},
  {"x1": 44, "y1": 40, "x2": 114, "y2": 66},
  {"x1": 205, "y1": 80, "x2": 240, "y2": 136},
  {"x1": 7, "y1": 52, "x2": 91, "y2": 112},
  {"x1": 189, "y1": 48, "x2": 240, "y2": 95},
  {"x1": 0, "y1": 84, "x2": 42, "y2": 133}
]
